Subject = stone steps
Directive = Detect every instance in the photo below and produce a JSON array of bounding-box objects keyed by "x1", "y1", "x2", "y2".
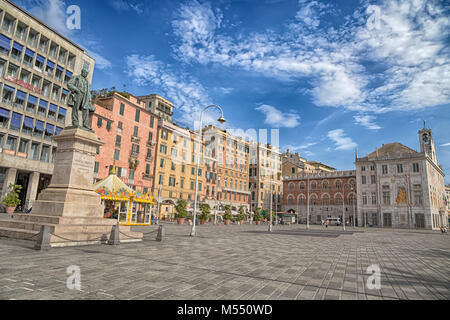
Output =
[
  {"x1": 13, "y1": 214, "x2": 117, "y2": 225},
  {"x1": 0, "y1": 220, "x2": 120, "y2": 233},
  {"x1": 0, "y1": 226, "x2": 39, "y2": 240}
]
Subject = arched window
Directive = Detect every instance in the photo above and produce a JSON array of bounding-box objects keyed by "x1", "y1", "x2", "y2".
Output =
[
  {"x1": 348, "y1": 194, "x2": 355, "y2": 205},
  {"x1": 322, "y1": 195, "x2": 330, "y2": 206},
  {"x1": 323, "y1": 181, "x2": 328, "y2": 189},
  {"x1": 335, "y1": 180, "x2": 342, "y2": 189},
  {"x1": 311, "y1": 182, "x2": 317, "y2": 190},
  {"x1": 287, "y1": 195, "x2": 294, "y2": 205},
  {"x1": 335, "y1": 194, "x2": 343, "y2": 205},
  {"x1": 299, "y1": 182, "x2": 306, "y2": 190},
  {"x1": 288, "y1": 182, "x2": 295, "y2": 191},
  {"x1": 310, "y1": 195, "x2": 318, "y2": 205},
  {"x1": 298, "y1": 195, "x2": 306, "y2": 205}
]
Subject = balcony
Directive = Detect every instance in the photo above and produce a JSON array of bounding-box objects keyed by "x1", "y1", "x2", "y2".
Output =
[
  {"x1": 143, "y1": 174, "x2": 152, "y2": 181},
  {"x1": 130, "y1": 151, "x2": 139, "y2": 158},
  {"x1": 145, "y1": 156, "x2": 153, "y2": 162},
  {"x1": 146, "y1": 140, "x2": 156, "y2": 147},
  {"x1": 131, "y1": 136, "x2": 140, "y2": 143}
]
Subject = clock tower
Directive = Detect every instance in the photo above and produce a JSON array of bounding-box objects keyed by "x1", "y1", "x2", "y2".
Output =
[{"x1": 419, "y1": 122, "x2": 437, "y2": 164}]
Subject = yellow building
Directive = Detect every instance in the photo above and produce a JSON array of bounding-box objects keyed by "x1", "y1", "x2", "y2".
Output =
[{"x1": 153, "y1": 119, "x2": 205, "y2": 220}]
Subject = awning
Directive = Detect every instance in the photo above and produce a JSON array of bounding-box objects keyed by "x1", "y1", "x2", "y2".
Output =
[
  {"x1": 28, "y1": 95, "x2": 38, "y2": 105},
  {"x1": 58, "y1": 107, "x2": 66, "y2": 116},
  {"x1": 36, "y1": 54, "x2": 45, "y2": 63},
  {"x1": 55, "y1": 127, "x2": 63, "y2": 135},
  {"x1": 23, "y1": 116, "x2": 34, "y2": 128},
  {"x1": 39, "y1": 99, "x2": 48, "y2": 109},
  {"x1": 11, "y1": 112, "x2": 22, "y2": 128},
  {"x1": 45, "y1": 123, "x2": 55, "y2": 135},
  {"x1": 0, "y1": 34, "x2": 11, "y2": 50},
  {"x1": 0, "y1": 107, "x2": 10, "y2": 118},
  {"x1": 35, "y1": 120, "x2": 44, "y2": 132},
  {"x1": 25, "y1": 49, "x2": 34, "y2": 58},
  {"x1": 62, "y1": 88, "x2": 69, "y2": 95},
  {"x1": 46, "y1": 60, "x2": 55, "y2": 68},
  {"x1": 15, "y1": 90, "x2": 26, "y2": 100},
  {"x1": 3, "y1": 85, "x2": 14, "y2": 92},
  {"x1": 49, "y1": 103, "x2": 57, "y2": 113},
  {"x1": 12, "y1": 42, "x2": 23, "y2": 52},
  {"x1": 65, "y1": 70, "x2": 72, "y2": 78},
  {"x1": 57, "y1": 65, "x2": 64, "y2": 72}
]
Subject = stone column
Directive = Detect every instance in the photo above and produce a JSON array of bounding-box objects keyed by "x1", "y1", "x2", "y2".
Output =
[
  {"x1": 24, "y1": 172, "x2": 40, "y2": 211},
  {"x1": 1, "y1": 168, "x2": 17, "y2": 199}
]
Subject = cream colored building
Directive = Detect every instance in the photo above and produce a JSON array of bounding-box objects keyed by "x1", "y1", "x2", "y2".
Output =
[
  {"x1": 249, "y1": 142, "x2": 282, "y2": 213},
  {"x1": 0, "y1": 0, "x2": 95, "y2": 211},
  {"x1": 282, "y1": 150, "x2": 335, "y2": 176},
  {"x1": 355, "y1": 126, "x2": 446, "y2": 230},
  {"x1": 203, "y1": 125, "x2": 250, "y2": 214}
]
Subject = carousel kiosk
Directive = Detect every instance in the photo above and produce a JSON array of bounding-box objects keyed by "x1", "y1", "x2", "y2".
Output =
[{"x1": 93, "y1": 170, "x2": 156, "y2": 226}]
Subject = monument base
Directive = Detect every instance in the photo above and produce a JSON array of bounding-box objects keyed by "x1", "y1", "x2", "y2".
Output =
[{"x1": 0, "y1": 127, "x2": 143, "y2": 246}]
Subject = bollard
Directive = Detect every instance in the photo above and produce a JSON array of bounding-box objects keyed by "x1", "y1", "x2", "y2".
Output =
[
  {"x1": 34, "y1": 225, "x2": 51, "y2": 251},
  {"x1": 108, "y1": 223, "x2": 120, "y2": 245},
  {"x1": 156, "y1": 225, "x2": 164, "y2": 242}
]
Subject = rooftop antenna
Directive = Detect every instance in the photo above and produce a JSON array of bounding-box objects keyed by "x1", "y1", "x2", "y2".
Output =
[{"x1": 423, "y1": 120, "x2": 426, "y2": 129}]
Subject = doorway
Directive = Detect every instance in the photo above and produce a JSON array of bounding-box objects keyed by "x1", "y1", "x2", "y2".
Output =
[
  {"x1": 415, "y1": 213, "x2": 425, "y2": 229},
  {"x1": 383, "y1": 213, "x2": 392, "y2": 227},
  {"x1": 15, "y1": 172, "x2": 30, "y2": 212}
]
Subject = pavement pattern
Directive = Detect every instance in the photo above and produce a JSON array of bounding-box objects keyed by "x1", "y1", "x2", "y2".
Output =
[{"x1": 0, "y1": 221, "x2": 449, "y2": 300}]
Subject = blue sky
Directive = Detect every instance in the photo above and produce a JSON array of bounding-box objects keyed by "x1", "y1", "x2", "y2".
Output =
[{"x1": 14, "y1": 0, "x2": 450, "y2": 182}]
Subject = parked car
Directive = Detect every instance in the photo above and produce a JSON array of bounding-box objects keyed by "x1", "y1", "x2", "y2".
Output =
[{"x1": 326, "y1": 218, "x2": 342, "y2": 226}]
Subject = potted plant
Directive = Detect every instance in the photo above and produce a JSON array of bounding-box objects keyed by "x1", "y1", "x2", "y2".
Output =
[
  {"x1": 1, "y1": 184, "x2": 22, "y2": 214},
  {"x1": 237, "y1": 206, "x2": 247, "y2": 225},
  {"x1": 223, "y1": 205, "x2": 233, "y2": 225},
  {"x1": 254, "y1": 208, "x2": 263, "y2": 225},
  {"x1": 199, "y1": 203, "x2": 211, "y2": 225},
  {"x1": 175, "y1": 199, "x2": 188, "y2": 225}
]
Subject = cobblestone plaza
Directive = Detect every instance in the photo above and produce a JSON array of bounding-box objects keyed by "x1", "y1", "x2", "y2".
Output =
[{"x1": 0, "y1": 222, "x2": 448, "y2": 300}]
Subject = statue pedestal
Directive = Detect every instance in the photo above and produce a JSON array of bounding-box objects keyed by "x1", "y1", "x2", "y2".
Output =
[{"x1": 0, "y1": 128, "x2": 143, "y2": 247}]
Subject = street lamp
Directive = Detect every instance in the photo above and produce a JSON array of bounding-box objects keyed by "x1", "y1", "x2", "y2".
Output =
[
  {"x1": 190, "y1": 105, "x2": 226, "y2": 237},
  {"x1": 342, "y1": 182, "x2": 356, "y2": 231}
]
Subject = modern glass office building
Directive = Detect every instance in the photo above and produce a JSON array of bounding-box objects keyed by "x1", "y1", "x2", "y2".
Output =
[{"x1": 0, "y1": 0, "x2": 95, "y2": 211}]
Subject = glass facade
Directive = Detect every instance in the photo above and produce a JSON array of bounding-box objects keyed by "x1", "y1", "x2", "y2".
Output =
[{"x1": 0, "y1": 6, "x2": 91, "y2": 165}]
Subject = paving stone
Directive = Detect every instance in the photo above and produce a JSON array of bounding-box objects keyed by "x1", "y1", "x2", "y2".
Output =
[{"x1": 0, "y1": 224, "x2": 449, "y2": 300}]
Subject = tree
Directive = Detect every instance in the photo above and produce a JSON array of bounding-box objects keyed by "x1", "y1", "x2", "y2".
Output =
[
  {"x1": 175, "y1": 199, "x2": 188, "y2": 219},
  {"x1": 223, "y1": 205, "x2": 233, "y2": 221},
  {"x1": 199, "y1": 203, "x2": 211, "y2": 222},
  {"x1": 253, "y1": 208, "x2": 263, "y2": 222}
]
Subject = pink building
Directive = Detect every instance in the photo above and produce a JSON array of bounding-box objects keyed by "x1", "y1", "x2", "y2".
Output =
[{"x1": 90, "y1": 92, "x2": 158, "y2": 194}]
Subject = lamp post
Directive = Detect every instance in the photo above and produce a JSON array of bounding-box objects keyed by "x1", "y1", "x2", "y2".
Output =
[
  {"x1": 268, "y1": 169, "x2": 273, "y2": 232},
  {"x1": 342, "y1": 182, "x2": 355, "y2": 232},
  {"x1": 190, "y1": 105, "x2": 226, "y2": 237},
  {"x1": 306, "y1": 176, "x2": 310, "y2": 230}
]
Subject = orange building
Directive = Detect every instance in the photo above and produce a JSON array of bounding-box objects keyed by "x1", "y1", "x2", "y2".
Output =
[{"x1": 90, "y1": 92, "x2": 158, "y2": 194}]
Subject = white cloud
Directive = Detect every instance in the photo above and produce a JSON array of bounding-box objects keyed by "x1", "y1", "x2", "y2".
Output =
[
  {"x1": 255, "y1": 104, "x2": 300, "y2": 128},
  {"x1": 171, "y1": 0, "x2": 450, "y2": 113},
  {"x1": 353, "y1": 115, "x2": 382, "y2": 130},
  {"x1": 441, "y1": 143, "x2": 450, "y2": 147},
  {"x1": 328, "y1": 129, "x2": 357, "y2": 151},
  {"x1": 125, "y1": 54, "x2": 214, "y2": 126}
]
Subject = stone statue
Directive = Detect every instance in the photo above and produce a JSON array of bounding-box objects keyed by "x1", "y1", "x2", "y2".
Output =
[{"x1": 67, "y1": 66, "x2": 95, "y2": 130}]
